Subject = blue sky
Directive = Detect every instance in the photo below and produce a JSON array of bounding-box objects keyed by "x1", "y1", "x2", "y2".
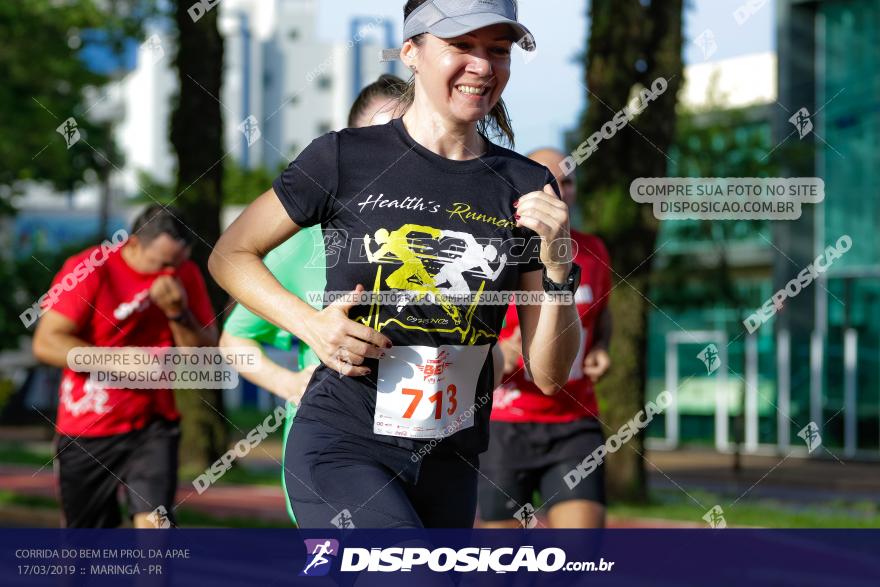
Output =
[{"x1": 316, "y1": 0, "x2": 775, "y2": 153}]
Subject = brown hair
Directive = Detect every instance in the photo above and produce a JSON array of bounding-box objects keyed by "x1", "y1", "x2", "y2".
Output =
[
  {"x1": 131, "y1": 204, "x2": 192, "y2": 245},
  {"x1": 348, "y1": 74, "x2": 406, "y2": 127},
  {"x1": 400, "y1": 0, "x2": 516, "y2": 146}
]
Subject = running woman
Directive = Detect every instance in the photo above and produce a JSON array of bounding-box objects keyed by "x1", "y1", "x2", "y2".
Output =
[
  {"x1": 480, "y1": 148, "x2": 613, "y2": 529},
  {"x1": 33, "y1": 205, "x2": 217, "y2": 528},
  {"x1": 218, "y1": 75, "x2": 406, "y2": 524},
  {"x1": 209, "y1": 0, "x2": 582, "y2": 529}
]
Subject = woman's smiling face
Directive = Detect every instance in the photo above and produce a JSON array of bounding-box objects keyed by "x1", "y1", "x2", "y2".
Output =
[{"x1": 406, "y1": 24, "x2": 515, "y2": 125}]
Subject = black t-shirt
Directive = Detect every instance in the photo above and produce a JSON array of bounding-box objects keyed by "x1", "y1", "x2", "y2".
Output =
[{"x1": 273, "y1": 118, "x2": 556, "y2": 457}]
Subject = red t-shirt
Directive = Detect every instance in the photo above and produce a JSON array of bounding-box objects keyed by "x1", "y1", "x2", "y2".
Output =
[
  {"x1": 44, "y1": 244, "x2": 215, "y2": 437},
  {"x1": 491, "y1": 231, "x2": 612, "y2": 423}
]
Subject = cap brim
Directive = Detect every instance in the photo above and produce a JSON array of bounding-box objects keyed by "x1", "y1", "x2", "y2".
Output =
[{"x1": 428, "y1": 14, "x2": 536, "y2": 51}]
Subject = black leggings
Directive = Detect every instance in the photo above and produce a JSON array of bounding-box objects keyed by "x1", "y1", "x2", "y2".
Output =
[{"x1": 285, "y1": 417, "x2": 478, "y2": 528}]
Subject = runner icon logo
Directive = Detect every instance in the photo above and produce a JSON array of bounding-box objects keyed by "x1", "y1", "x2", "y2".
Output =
[
  {"x1": 300, "y1": 539, "x2": 339, "y2": 577},
  {"x1": 703, "y1": 505, "x2": 726, "y2": 529},
  {"x1": 147, "y1": 505, "x2": 172, "y2": 529},
  {"x1": 798, "y1": 422, "x2": 822, "y2": 453},
  {"x1": 697, "y1": 344, "x2": 721, "y2": 375},
  {"x1": 514, "y1": 503, "x2": 538, "y2": 528},
  {"x1": 331, "y1": 509, "x2": 356, "y2": 529}
]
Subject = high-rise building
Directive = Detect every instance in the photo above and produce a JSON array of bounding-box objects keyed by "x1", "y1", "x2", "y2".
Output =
[{"x1": 21, "y1": 0, "x2": 398, "y2": 214}]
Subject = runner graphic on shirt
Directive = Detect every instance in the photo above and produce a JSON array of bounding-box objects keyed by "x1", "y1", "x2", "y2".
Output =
[
  {"x1": 360, "y1": 223, "x2": 509, "y2": 344},
  {"x1": 364, "y1": 225, "x2": 460, "y2": 323},
  {"x1": 434, "y1": 230, "x2": 507, "y2": 296}
]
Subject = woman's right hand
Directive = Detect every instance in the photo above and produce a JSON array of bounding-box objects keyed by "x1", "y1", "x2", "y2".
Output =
[{"x1": 302, "y1": 284, "x2": 392, "y2": 377}]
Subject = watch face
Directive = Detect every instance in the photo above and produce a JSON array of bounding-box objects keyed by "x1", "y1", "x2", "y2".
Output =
[
  {"x1": 543, "y1": 263, "x2": 580, "y2": 293},
  {"x1": 560, "y1": 263, "x2": 580, "y2": 292},
  {"x1": 570, "y1": 263, "x2": 581, "y2": 288}
]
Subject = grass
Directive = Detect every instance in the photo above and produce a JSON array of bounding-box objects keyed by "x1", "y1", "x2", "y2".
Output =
[
  {"x1": 178, "y1": 463, "x2": 281, "y2": 487},
  {"x1": 4, "y1": 487, "x2": 879, "y2": 529},
  {"x1": 226, "y1": 407, "x2": 287, "y2": 437},
  {"x1": 0, "y1": 422, "x2": 284, "y2": 488},
  {"x1": 0, "y1": 442, "x2": 282, "y2": 487},
  {"x1": 608, "y1": 489, "x2": 880, "y2": 528},
  {"x1": 0, "y1": 490, "x2": 290, "y2": 528},
  {"x1": 0, "y1": 443, "x2": 54, "y2": 467},
  {"x1": 0, "y1": 490, "x2": 57, "y2": 509},
  {"x1": 175, "y1": 509, "x2": 290, "y2": 529},
  {"x1": 2, "y1": 425, "x2": 877, "y2": 529}
]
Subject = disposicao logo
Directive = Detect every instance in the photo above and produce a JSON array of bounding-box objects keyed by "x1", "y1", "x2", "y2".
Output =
[{"x1": 300, "y1": 539, "x2": 339, "y2": 577}]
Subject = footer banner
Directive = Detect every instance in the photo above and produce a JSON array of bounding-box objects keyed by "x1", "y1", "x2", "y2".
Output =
[{"x1": 2, "y1": 529, "x2": 878, "y2": 585}]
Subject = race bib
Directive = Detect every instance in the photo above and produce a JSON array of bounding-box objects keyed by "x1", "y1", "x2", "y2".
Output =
[{"x1": 374, "y1": 344, "x2": 490, "y2": 439}]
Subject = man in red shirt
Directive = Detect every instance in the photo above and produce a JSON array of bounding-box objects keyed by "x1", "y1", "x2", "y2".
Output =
[
  {"x1": 480, "y1": 148, "x2": 613, "y2": 529},
  {"x1": 33, "y1": 205, "x2": 217, "y2": 528}
]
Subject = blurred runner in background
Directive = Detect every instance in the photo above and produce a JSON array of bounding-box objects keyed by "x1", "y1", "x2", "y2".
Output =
[
  {"x1": 33, "y1": 205, "x2": 217, "y2": 528},
  {"x1": 480, "y1": 148, "x2": 613, "y2": 529}
]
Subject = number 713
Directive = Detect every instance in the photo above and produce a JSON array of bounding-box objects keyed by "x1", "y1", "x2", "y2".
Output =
[{"x1": 402, "y1": 384, "x2": 457, "y2": 419}]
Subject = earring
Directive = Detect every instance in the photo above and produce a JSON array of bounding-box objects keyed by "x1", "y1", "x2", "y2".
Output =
[{"x1": 409, "y1": 65, "x2": 417, "y2": 73}]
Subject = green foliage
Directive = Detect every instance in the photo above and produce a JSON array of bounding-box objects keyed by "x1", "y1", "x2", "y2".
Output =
[
  {"x1": 0, "y1": 0, "x2": 157, "y2": 209},
  {"x1": 133, "y1": 162, "x2": 282, "y2": 206},
  {"x1": 1, "y1": 0, "x2": 105, "y2": 198},
  {"x1": 0, "y1": 238, "x2": 98, "y2": 350},
  {"x1": 223, "y1": 162, "x2": 285, "y2": 205},
  {"x1": 134, "y1": 169, "x2": 176, "y2": 203},
  {"x1": 654, "y1": 104, "x2": 779, "y2": 313}
]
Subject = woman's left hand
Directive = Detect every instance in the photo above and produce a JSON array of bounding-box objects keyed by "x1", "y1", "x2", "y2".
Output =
[{"x1": 515, "y1": 184, "x2": 573, "y2": 274}]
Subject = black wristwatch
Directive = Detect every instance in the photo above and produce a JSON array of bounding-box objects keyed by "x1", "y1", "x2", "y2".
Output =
[{"x1": 542, "y1": 262, "x2": 581, "y2": 294}]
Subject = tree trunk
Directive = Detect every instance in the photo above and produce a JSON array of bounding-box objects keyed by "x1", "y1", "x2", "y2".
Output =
[
  {"x1": 169, "y1": 0, "x2": 227, "y2": 469},
  {"x1": 578, "y1": 0, "x2": 684, "y2": 503},
  {"x1": 602, "y1": 282, "x2": 650, "y2": 502}
]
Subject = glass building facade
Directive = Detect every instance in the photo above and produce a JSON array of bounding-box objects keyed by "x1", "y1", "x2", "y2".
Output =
[
  {"x1": 645, "y1": 0, "x2": 880, "y2": 457},
  {"x1": 817, "y1": 0, "x2": 880, "y2": 452}
]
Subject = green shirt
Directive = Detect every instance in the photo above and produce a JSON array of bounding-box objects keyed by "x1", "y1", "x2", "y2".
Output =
[
  {"x1": 223, "y1": 225, "x2": 325, "y2": 367},
  {"x1": 222, "y1": 225, "x2": 325, "y2": 524}
]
